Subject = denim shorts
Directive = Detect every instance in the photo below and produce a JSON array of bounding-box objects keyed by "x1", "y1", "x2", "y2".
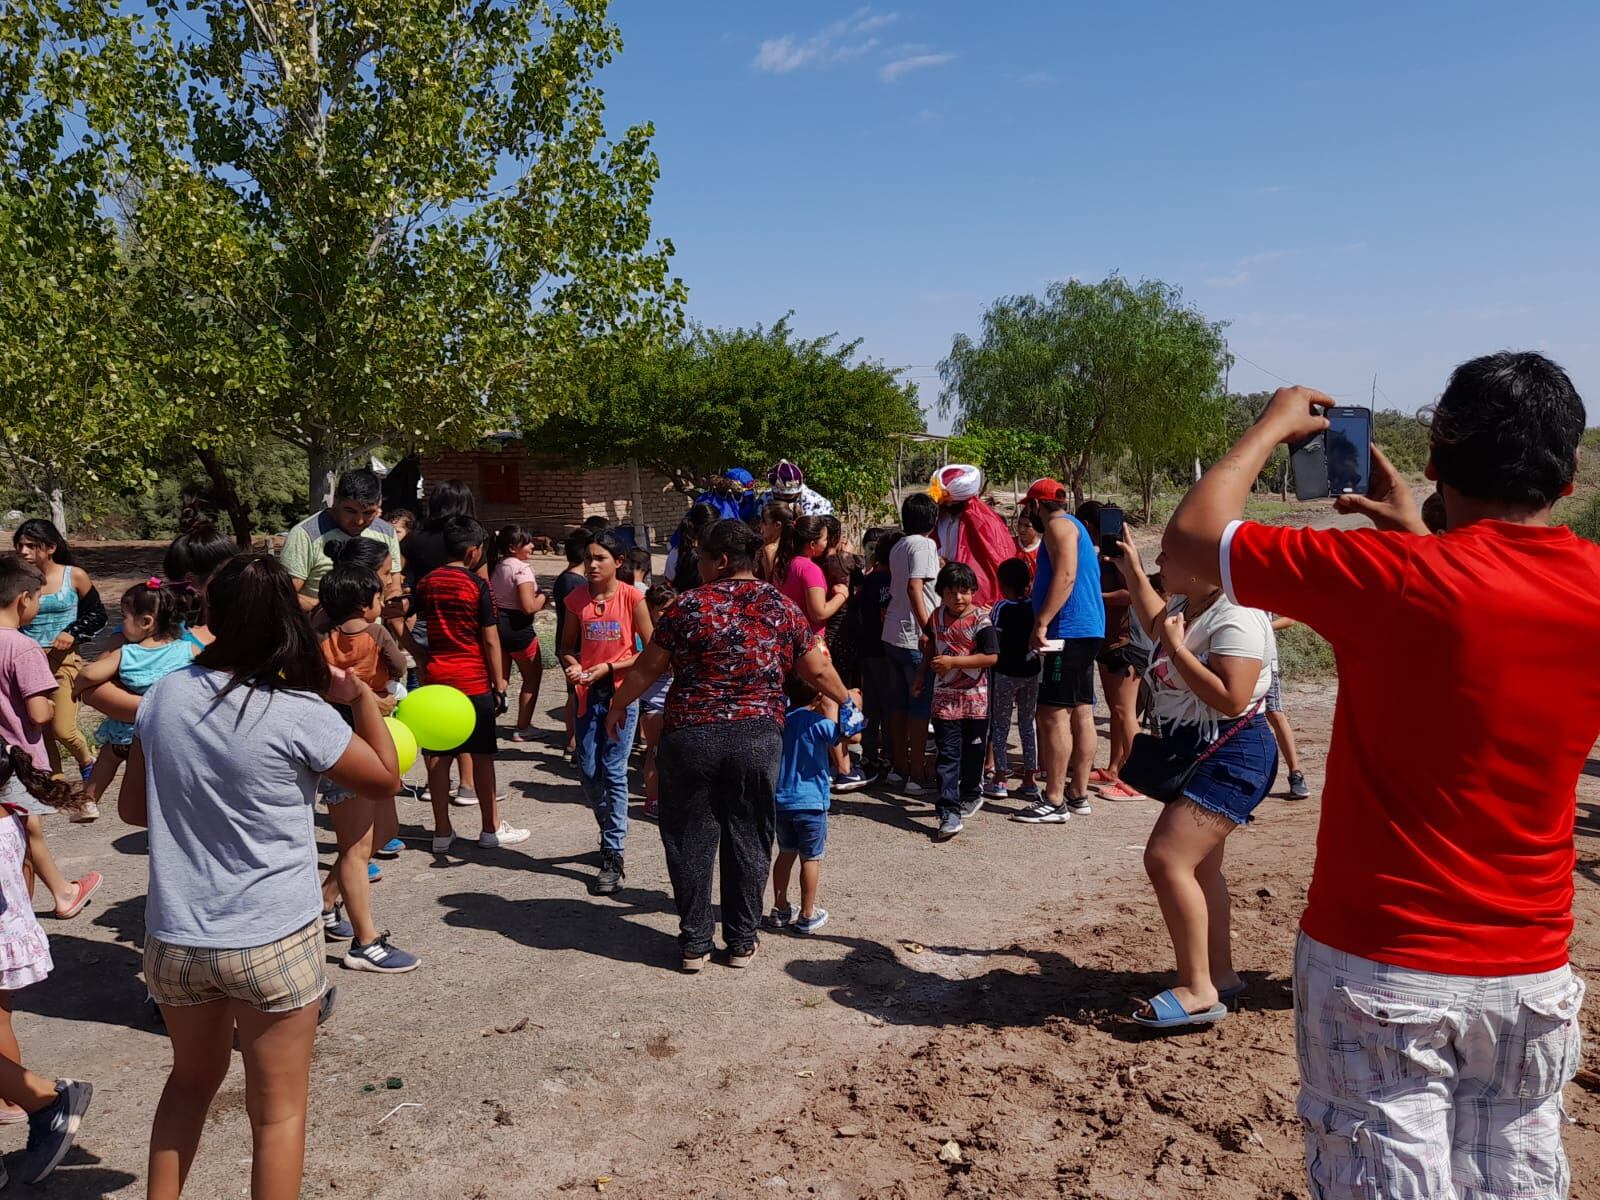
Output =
[
  {"x1": 883, "y1": 643, "x2": 932, "y2": 718},
  {"x1": 1162, "y1": 714, "x2": 1278, "y2": 826},
  {"x1": 775, "y1": 809, "x2": 828, "y2": 861}
]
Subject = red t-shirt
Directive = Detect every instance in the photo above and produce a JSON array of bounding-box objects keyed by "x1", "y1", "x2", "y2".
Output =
[
  {"x1": 416, "y1": 565, "x2": 496, "y2": 694},
  {"x1": 1224, "y1": 518, "x2": 1600, "y2": 975}
]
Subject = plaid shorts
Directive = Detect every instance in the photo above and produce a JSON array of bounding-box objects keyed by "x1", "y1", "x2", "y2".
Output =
[
  {"x1": 145, "y1": 920, "x2": 326, "y2": 1014},
  {"x1": 1294, "y1": 931, "x2": 1584, "y2": 1199}
]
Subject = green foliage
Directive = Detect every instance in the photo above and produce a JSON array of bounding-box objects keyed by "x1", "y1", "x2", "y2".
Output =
[
  {"x1": 943, "y1": 425, "x2": 1060, "y2": 490},
  {"x1": 0, "y1": 0, "x2": 683, "y2": 521},
  {"x1": 1560, "y1": 489, "x2": 1600, "y2": 544},
  {"x1": 542, "y1": 316, "x2": 925, "y2": 513},
  {"x1": 1276, "y1": 622, "x2": 1335, "y2": 680},
  {"x1": 939, "y1": 275, "x2": 1228, "y2": 513},
  {"x1": 1373, "y1": 410, "x2": 1431, "y2": 475}
]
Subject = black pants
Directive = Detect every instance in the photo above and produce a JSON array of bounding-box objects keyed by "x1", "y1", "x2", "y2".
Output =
[
  {"x1": 657, "y1": 719, "x2": 782, "y2": 957},
  {"x1": 933, "y1": 716, "x2": 988, "y2": 817}
]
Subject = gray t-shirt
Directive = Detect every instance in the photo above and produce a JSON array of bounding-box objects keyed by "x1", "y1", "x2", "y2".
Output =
[
  {"x1": 135, "y1": 665, "x2": 353, "y2": 949},
  {"x1": 883, "y1": 533, "x2": 940, "y2": 650}
]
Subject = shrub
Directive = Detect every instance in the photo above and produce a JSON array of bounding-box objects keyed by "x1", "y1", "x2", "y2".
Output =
[{"x1": 1276, "y1": 622, "x2": 1335, "y2": 680}]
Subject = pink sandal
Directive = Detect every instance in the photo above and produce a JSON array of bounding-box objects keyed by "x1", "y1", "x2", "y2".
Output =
[{"x1": 56, "y1": 871, "x2": 103, "y2": 920}]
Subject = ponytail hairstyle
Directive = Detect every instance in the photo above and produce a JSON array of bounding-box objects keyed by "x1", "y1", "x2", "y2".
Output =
[
  {"x1": 819, "y1": 514, "x2": 851, "y2": 587},
  {"x1": 195, "y1": 555, "x2": 330, "y2": 697},
  {"x1": 698, "y1": 519, "x2": 764, "y2": 580},
  {"x1": 120, "y1": 580, "x2": 186, "y2": 641},
  {"x1": 12, "y1": 518, "x2": 72, "y2": 566},
  {"x1": 774, "y1": 514, "x2": 829, "y2": 588},
  {"x1": 0, "y1": 740, "x2": 90, "y2": 815},
  {"x1": 756, "y1": 501, "x2": 795, "y2": 581},
  {"x1": 492, "y1": 525, "x2": 534, "y2": 571},
  {"x1": 162, "y1": 524, "x2": 241, "y2": 630},
  {"x1": 324, "y1": 533, "x2": 390, "y2": 574}
]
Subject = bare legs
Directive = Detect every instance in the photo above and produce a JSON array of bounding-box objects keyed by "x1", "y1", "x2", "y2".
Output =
[
  {"x1": 23, "y1": 815, "x2": 92, "y2": 917},
  {"x1": 1267, "y1": 710, "x2": 1301, "y2": 775},
  {"x1": 1099, "y1": 666, "x2": 1140, "y2": 778},
  {"x1": 428, "y1": 753, "x2": 499, "y2": 842},
  {"x1": 504, "y1": 650, "x2": 542, "y2": 732},
  {"x1": 0, "y1": 993, "x2": 59, "y2": 1119},
  {"x1": 319, "y1": 794, "x2": 377, "y2": 944},
  {"x1": 1068, "y1": 704, "x2": 1095, "y2": 799},
  {"x1": 1142, "y1": 799, "x2": 1237, "y2": 1014},
  {"x1": 771, "y1": 852, "x2": 821, "y2": 919}
]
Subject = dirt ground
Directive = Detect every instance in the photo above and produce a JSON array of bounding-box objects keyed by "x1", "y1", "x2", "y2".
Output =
[{"x1": 17, "y1": 544, "x2": 1600, "y2": 1198}]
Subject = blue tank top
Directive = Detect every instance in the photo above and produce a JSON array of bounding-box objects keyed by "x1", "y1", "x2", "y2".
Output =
[
  {"x1": 119, "y1": 640, "x2": 196, "y2": 692},
  {"x1": 1031, "y1": 513, "x2": 1105, "y2": 640},
  {"x1": 23, "y1": 565, "x2": 77, "y2": 648}
]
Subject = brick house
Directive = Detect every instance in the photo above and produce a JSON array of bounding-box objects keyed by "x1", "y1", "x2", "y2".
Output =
[{"x1": 417, "y1": 440, "x2": 689, "y2": 548}]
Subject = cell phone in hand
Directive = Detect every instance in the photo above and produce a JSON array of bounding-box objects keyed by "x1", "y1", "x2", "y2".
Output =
[
  {"x1": 1291, "y1": 406, "x2": 1372, "y2": 499},
  {"x1": 1098, "y1": 505, "x2": 1125, "y2": 558}
]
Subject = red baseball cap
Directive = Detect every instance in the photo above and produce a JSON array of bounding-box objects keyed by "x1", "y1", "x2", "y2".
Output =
[{"x1": 1024, "y1": 478, "x2": 1067, "y2": 503}]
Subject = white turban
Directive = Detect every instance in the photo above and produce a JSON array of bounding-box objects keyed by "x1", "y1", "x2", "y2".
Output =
[{"x1": 936, "y1": 464, "x2": 984, "y2": 503}]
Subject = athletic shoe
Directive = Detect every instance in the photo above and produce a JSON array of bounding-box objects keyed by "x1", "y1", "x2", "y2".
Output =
[
  {"x1": 1065, "y1": 794, "x2": 1092, "y2": 816},
  {"x1": 1017, "y1": 776, "x2": 1042, "y2": 800},
  {"x1": 375, "y1": 837, "x2": 405, "y2": 859},
  {"x1": 430, "y1": 833, "x2": 456, "y2": 854},
  {"x1": 982, "y1": 777, "x2": 1009, "y2": 800},
  {"x1": 1101, "y1": 781, "x2": 1145, "y2": 800},
  {"x1": 322, "y1": 904, "x2": 354, "y2": 941},
  {"x1": 727, "y1": 941, "x2": 760, "y2": 969},
  {"x1": 69, "y1": 800, "x2": 99, "y2": 824},
  {"x1": 344, "y1": 935, "x2": 421, "y2": 975},
  {"x1": 594, "y1": 851, "x2": 626, "y2": 895},
  {"x1": 681, "y1": 952, "x2": 709, "y2": 973},
  {"x1": 934, "y1": 812, "x2": 962, "y2": 840},
  {"x1": 19, "y1": 1079, "x2": 92, "y2": 1185},
  {"x1": 902, "y1": 778, "x2": 926, "y2": 798},
  {"x1": 832, "y1": 768, "x2": 869, "y2": 793},
  {"x1": 793, "y1": 908, "x2": 830, "y2": 934},
  {"x1": 763, "y1": 906, "x2": 795, "y2": 930},
  {"x1": 451, "y1": 787, "x2": 478, "y2": 808},
  {"x1": 958, "y1": 794, "x2": 985, "y2": 820},
  {"x1": 367, "y1": 861, "x2": 381, "y2": 883},
  {"x1": 1287, "y1": 770, "x2": 1310, "y2": 800},
  {"x1": 1011, "y1": 800, "x2": 1070, "y2": 824},
  {"x1": 883, "y1": 771, "x2": 907, "y2": 789},
  {"x1": 480, "y1": 821, "x2": 530, "y2": 849}
]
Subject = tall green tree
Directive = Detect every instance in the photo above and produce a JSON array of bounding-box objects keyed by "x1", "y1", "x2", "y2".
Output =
[
  {"x1": 939, "y1": 275, "x2": 1228, "y2": 507},
  {"x1": 544, "y1": 316, "x2": 925, "y2": 512},
  {"x1": 1, "y1": 0, "x2": 681, "y2": 523}
]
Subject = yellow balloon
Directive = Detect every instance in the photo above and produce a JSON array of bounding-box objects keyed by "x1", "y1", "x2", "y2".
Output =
[
  {"x1": 383, "y1": 716, "x2": 419, "y2": 774},
  {"x1": 395, "y1": 685, "x2": 476, "y2": 752}
]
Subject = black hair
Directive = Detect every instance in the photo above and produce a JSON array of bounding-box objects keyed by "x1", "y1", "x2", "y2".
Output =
[
  {"x1": 0, "y1": 554, "x2": 44, "y2": 606},
  {"x1": 328, "y1": 535, "x2": 391, "y2": 573},
  {"x1": 900, "y1": 493, "x2": 938, "y2": 537},
  {"x1": 586, "y1": 530, "x2": 627, "y2": 565},
  {"x1": 564, "y1": 529, "x2": 594, "y2": 565},
  {"x1": 775, "y1": 514, "x2": 828, "y2": 588},
  {"x1": 761, "y1": 501, "x2": 796, "y2": 534},
  {"x1": 493, "y1": 525, "x2": 534, "y2": 570},
  {"x1": 862, "y1": 525, "x2": 892, "y2": 559},
  {"x1": 0, "y1": 739, "x2": 89, "y2": 815},
  {"x1": 120, "y1": 580, "x2": 186, "y2": 640},
  {"x1": 424, "y1": 479, "x2": 476, "y2": 524},
  {"x1": 442, "y1": 516, "x2": 488, "y2": 560},
  {"x1": 163, "y1": 524, "x2": 238, "y2": 586},
  {"x1": 872, "y1": 529, "x2": 902, "y2": 567},
  {"x1": 1421, "y1": 490, "x2": 1447, "y2": 534},
  {"x1": 333, "y1": 469, "x2": 383, "y2": 506},
  {"x1": 699, "y1": 519, "x2": 763, "y2": 577},
  {"x1": 195, "y1": 555, "x2": 330, "y2": 696},
  {"x1": 1075, "y1": 499, "x2": 1103, "y2": 528},
  {"x1": 997, "y1": 556, "x2": 1032, "y2": 598},
  {"x1": 1429, "y1": 351, "x2": 1585, "y2": 510},
  {"x1": 626, "y1": 547, "x2": 653, "y2": 582},
  {"x1": 582, "y1": 515, "x2": 612, "y2": 533},
  {"x1": 616, "y1": 558, "x2": 634, "y2": 585},
  {"x1": 783, "y1": 674, "x2": 817, "y2": 707},
  {"x1": 936, "y1": 561, "x2": 979, "y2": 596},
  {"x1": 645, "y1": 582, "x2": 677, "y2": 612},
  {"x1": 319, "y1": 562, "x2": 383, "y2": 624},
  {"x1": 13, "y1": 518, "x2": 72, "y2": 565},
  {"x1": 383, "y1": 506, "x2": 419, "y2": 533}
]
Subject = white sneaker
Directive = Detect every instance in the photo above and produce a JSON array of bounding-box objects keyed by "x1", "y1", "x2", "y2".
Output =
[
  {"x1": 480, "y1": 822, "x2": 530, "y2": 849},
  {"x1": 451, "y1": 787, "x2": 478, "y2": 808},
  {"x1": 510, "y1": 728, "x2": 535, "y2": 742},
  {"x1": 69, "y1": 801, "x2": 100, "y2": 824},
  {"x1": 902, "y1": 779, "x2": 926, "y2": 797},
  {"x1": 430, "y1": 833, "x2": 456, "y2": 854}
]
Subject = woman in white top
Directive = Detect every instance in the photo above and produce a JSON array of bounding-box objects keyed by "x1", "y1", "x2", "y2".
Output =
[{"x1": 1118, "y1": 529, "x2": 1278, "y2": 1031}]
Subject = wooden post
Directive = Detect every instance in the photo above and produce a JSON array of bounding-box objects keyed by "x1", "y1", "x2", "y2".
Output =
[{"x1": 627, "y1": 457, "x2": 648, "y2": 549}]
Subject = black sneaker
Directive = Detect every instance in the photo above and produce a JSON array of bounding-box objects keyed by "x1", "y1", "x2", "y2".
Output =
[
  {"x1": 594, "y1": 851, "x2": 626, "y2": 895},
  {"x1": 322, "y1": 903, "x2": 353, "y2": 941},
  {"x1": 957, "y1": 794, "x2": 984, "y2": 819},
  {"x1": 1287, "y1": 770, "x2": 1310, "y2": 800},
  {"x1": 934, "y1": 811, "x2": 963, "y2": 841},
  {"x1": 1065, "y1": 794, "x2": 1092, "y2": 816},
  {"x1": 1011, "y1": 800, "x2": 1070, "y2": 824},
  {"x1": 20, "y1": 1079, "x2": 92, "y2": 1184}
]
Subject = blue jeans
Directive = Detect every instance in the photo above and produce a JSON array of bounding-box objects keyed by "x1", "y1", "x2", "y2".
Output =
[{"x1": 577, "y1": 699, "x2": 638, "y2": 852}]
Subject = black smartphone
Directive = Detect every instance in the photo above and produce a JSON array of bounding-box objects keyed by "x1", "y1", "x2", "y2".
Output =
[
  {"x1": 1292, "y1": 406, "x2": 1372, "y2": 498},
  {"x1": 1098, "y1": 505, "x2": 1125, "y2": 557}
]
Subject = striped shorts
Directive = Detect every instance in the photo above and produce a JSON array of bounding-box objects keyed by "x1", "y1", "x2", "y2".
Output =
[
  {"x1": 146, "y1": 920, "x2": 326, "y2": 1014},
  {"x1": 1294, "y1": 931, "x2": 1584, "y2": 1199}
]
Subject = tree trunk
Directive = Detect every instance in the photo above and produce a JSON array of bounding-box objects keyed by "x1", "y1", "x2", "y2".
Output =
[
  {"x1": 47, "y1": 485, "x2": 66, "y2": 534},
  {"x1": 627, "y1": 457, "x2": 649, "y2": 550},
  {"x1": 308, "y1": 443, "x2": 342, "y2": 513},
  {"x1": 195, "y1": 447, "x2": 254, "y2": 547}
]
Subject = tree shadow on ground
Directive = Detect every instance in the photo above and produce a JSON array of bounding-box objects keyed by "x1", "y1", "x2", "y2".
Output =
[
  {"x1": 3, "y1": 1146, "x2": 136, "y2": 1198},
  {"x1": 437, "y1": 883, "x2": 682, "y2": 973},
  {"x1": 782, "y1": 932, "x2": 1291, "y2": 1042}
]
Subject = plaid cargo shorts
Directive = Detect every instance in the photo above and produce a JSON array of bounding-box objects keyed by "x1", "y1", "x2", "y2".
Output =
[
  {"x1": 146, "y1": 919, "x2": 326, "y2": 1014},
  {"x1": 1295, "y1": 931, "x2": 1584, "y2": 1199}
]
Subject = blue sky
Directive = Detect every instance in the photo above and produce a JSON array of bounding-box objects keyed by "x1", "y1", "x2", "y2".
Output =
[{"x1": 600, "y1": 1, "x2": 1600, "y2": 430}]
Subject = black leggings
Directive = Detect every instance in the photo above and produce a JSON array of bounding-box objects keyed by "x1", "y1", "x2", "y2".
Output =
[{"x1": 656, "y1": 720, "x2": 782, "y2": 957}]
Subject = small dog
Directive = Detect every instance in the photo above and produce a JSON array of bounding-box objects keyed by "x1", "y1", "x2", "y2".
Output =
[{"x1": 528, "y1": 535, "x2": 556, "y2": 555}]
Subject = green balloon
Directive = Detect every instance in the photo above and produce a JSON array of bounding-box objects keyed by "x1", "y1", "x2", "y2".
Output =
[{"x1": 395, "y1": 685, "x2": 475, "y2": 752}]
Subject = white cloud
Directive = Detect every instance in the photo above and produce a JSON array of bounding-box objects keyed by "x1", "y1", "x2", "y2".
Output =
[
  {"x1": 1206, "y1": 271, "x2": 1252, "y2": 289},
  {"x1": 881, "y1": 52, "x2": 956, "y2": 82},
  {"x1": 752, "y1": 8, "x2": 901, "y2": 74},
  {"x1": 1018, "y1": 71, "x2": 1058, "y2": 88}
]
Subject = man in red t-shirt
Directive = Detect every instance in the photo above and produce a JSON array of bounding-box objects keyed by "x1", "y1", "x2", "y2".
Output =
[{"x1": 1166, "y1": 352, "x2": 1597, "y2": 1200}]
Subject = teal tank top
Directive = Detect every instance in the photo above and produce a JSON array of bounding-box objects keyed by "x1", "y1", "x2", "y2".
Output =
[{"x1": 23, "y1": 566, "x2": 77, "y2": 648}]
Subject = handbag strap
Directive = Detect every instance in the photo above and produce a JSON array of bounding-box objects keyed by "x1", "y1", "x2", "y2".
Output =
[{"x1": 1191, "y1": 698, "x2": 1265, "y2": 767}]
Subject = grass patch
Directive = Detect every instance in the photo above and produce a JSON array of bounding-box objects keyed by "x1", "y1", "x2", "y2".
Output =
[{"x1": 1276, "y1": 622, "x2": 1334, "y2": 681}]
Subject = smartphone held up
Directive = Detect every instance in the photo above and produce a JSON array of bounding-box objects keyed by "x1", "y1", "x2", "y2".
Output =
[{"x1": 1290, "y1": 405, "x2": 1373, "y2": 500}]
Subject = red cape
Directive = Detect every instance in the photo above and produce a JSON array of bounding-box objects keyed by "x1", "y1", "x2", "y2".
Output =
[{"x1": 952, "y1": 501, "x2": 1019, "y2": 607}]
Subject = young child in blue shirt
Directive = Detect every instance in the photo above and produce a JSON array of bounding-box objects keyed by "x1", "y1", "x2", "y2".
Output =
[{"x1": 766, "y1": 676, "x2": 857, "y2": 935}]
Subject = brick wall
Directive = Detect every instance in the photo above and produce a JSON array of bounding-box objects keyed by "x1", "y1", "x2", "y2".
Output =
[{"x1": 418, "y1": 445, "x2": 688, "y2": 546}]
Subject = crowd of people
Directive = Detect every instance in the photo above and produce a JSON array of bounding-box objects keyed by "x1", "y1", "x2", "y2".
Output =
[{"x1": 0, "y1": 351, "x2": 1593, "y2": 1199}]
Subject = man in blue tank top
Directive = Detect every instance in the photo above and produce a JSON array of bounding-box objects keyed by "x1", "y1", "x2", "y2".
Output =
[{"x1": 1012, "y1": 478, "x2": 1104, "y2": 824}]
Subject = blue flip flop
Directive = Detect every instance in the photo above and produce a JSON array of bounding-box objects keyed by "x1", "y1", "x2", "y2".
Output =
[{"x1": 1132, "y1": 989, "x2": 1229, "y2": 1030}]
